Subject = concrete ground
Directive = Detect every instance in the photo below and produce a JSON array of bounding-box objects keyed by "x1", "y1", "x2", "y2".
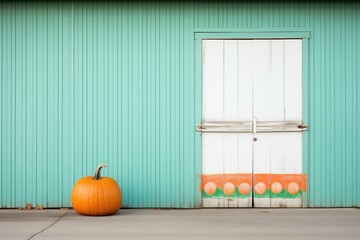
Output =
[{"x1": 0, "y1": 209, "x2": 359, "y2": 240}]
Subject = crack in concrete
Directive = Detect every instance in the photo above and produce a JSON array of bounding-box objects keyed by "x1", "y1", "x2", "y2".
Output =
[{"x1": 27, "y1": 210, "x2": 71, "y2": 240}]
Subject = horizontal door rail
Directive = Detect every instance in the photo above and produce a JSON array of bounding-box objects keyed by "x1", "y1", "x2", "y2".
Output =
[
  {"x1": 196, "y1": 121, "x2": 308, "y2": 133},
  {"x1": 196, "y1": 121, "x2": 253, "y2": 133}
]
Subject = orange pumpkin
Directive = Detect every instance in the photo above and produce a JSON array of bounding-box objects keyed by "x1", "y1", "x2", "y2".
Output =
[
  {"x1": 71, "y1": 164, "x2": 122, "y2": 216},
  {"x1": 204, "y1": 182, "x2": 217, "y2": 195},
  {"x1": 254, "y1": 182, "x2": 267, "y2": 195},
  {"x1": 238, "y1": 182, "x2": 251, "y2": 195},
  {"x1": 223, "y1": 182, "x2": 235, "y2": 195},
  {"x1": 287, "y1": 182, "x2": 299, "y2": 195},
  {"x1": 271, "y1": 182, "x2": 283, "y2": 194}
]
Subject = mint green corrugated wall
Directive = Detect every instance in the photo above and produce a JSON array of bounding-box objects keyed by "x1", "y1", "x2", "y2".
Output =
[{"x1": 1, "y1": 2, "x2": 359, "y2": 208}]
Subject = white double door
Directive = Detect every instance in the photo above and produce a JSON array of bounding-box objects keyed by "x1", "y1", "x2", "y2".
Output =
[{"x1": 201, "y1": 39, "x2": 306, "y2": 208}]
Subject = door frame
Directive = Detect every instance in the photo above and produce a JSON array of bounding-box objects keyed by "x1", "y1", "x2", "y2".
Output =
[{"x1": 194, "y1": 29, "x2": 311, "y2": 207}]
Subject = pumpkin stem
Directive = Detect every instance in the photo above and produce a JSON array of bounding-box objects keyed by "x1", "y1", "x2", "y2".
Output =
[{"x1": 93, "y1": 164, "x2": 107, "y2": 180}]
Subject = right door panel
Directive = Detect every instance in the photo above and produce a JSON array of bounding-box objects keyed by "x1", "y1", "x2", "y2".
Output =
[{"x1": 253, "y1": 40, "x2": 304, "y2": 207}]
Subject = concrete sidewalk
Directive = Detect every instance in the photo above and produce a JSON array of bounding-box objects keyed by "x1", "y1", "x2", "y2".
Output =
[{"x1": 0, "y1": 208, "x2": 359, "y2": 240}]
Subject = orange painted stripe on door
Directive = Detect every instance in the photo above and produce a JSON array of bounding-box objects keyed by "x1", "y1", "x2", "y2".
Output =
[{"x1": 202, "y1": 174, "x2": 307, "y2": 192}]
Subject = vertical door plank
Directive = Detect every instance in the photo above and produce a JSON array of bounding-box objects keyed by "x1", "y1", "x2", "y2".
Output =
[
  {"x1": 237, "y1": 133, "x2": 253, "y2": 207},
  {"x1": 224, "y1": 40, "x2": 238, "y2": 121},
  {"x1": 253, "y1": 133, "x2": 271, "y2": 207},
  {"x1": 253, "y1": 40, "x2": 271, "y2": 120},
  {"x1": 269, "y1": 133, "x2": 303, "y2": 207},
  {"x1": 269, "y1": 133, "x2": 286, "y2": 207},
  {"x1": 283, "y1": 132, "x2": 303, "y2": 207},
  {"x1": 237, "y1": 40, "x2": 254, "y2": 208},
  {"x1": 237, "y1": 40, "x2": 253, "y2": 121},
  {"x1": 283, "y1": 40, "x2": 303, "y2": 207},
  {"x1": 223, "y1": 133, "x2": 238, "y2": 207},
  {"x1": 223, "y1": 41, "x2": 238, "y2": 207},
  {"x1": 270, "y1": 133, "x2": 289, "y2": 207},
  {"x1": 267, "y1": 40, "x2": 286, "y2": 207},
  {"x1": 202, "y1": 133, "x2": 224, "y2": 207},
  {"x1": 202, "y1": 40, "x2": 224, "y2": 121},
  {"x1": 202, "y1": 134, "x2": 224, "y2": 175},
  {"x1": 202, "y1": 40, "x2": 224, "y2": 207},
  {"x1": 284, "y1": 40, "x2": 302, "y2": 121},
  {"x1": 253, "y1": 40, "x2": 271, "y2": 207},
  {"x1": 269, "y1": 40, "x2": 285, "y2": 120}
]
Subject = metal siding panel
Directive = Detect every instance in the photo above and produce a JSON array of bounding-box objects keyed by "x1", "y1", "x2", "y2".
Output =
[
  {"x1": 357, "y1": 2, "x2": 360, "y2": 208},
  {"x1": 15, "y1": 3, "x2": 26, "y2": 208},
  {"x1": 170, "y1": 3, "x2": 178, "y2": 208},
  {"x1": 47, "y1": 4, "x2": 59, "y2": 208},
  {"x1": 1, "y1": 4, "x2": 12, "y2": 207},
  {"x1": 340, "y1": 5, "x2": 347, "y2": 207},
  {"x1": 128, "y1": 3, "x2": 136, "y2": 208},
  {"x1": 154, "y1": 2, "x2": 160, "y2": 208},
  {"x1": 141, "y1": 2, "x2": 148, "y2": 207},
  {"x1": 158, "y1": 3, "x2": 166, "y2": 208},
  {"x1": 1, "y1": 1, "x2": 360, "y2": 208},
  {"x1": 25, "y1": 4, "x2": 36, "y2": 207},
  {"x1": 179, "y1": 3, "x2": 186, "y2": 207},
  {"x1": 97, "y1": 5, "x2": 106, "y2": 197},
  {"x1": 189, "y1": 4, "x2": 197, "y2": 208},
  {"x1": 333, "y1": 5, "x2": 342, "y2": 207},
  {"x1": 302, "y1": 38, "x2": 310, "y2": 207},
  {"x1": 345, "y1": 5, "x2": 354, "y2": 207},
  {"x1": 36, "y1": 3, "x2": 46, "y2": 207},
  {"x1": 356, "y1": 3, "x2": 360, "y2": 208},
  {"x1": 120, "y1": 2, "x2": 130, "y2": 208},
  {"x1": 108, "y1": 2, "x2": 119, "y2": 202},
  {"x1": 0, "y1": 3, "x2": 3, "y2": 208},
  {"x1": 138, "y1": 2, "x2": 145, "y2": 208},
  {"x1": 312, "y1": 5, "x2": 321, "y2": 207},
  {"x1": 341, "y1": 4, "x2": 347, "y2": 207},
  {"x1": 73, "y1": 2, "x2": 81, "y2": 204},
  {"x1": 325, "y1": 4, "x2": 334, "y2": 208},
  {"x1": 320, "y1": 4, "x2": 327, "y2": 207},
  {"x1": 184, "y1": 4, "x2": 192, "y2": 208},
  {"x1": 10, "y1": 4, "x2": 16, "y2": 209},
  {"x1": 321, "y1": 2, "x2": 332, "y2": 206},
  {"x1": 62, "y1": 3, "x2": 73, "y2": 207},
  {"x1": 148, "y1": 3, "x2": 155, "y2": 208}
]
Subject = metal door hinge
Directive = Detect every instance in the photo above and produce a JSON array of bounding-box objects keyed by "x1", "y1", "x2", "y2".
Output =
[
  {"x1": 297, "y1": 124, "x2": 308, "y2": 130},
  {"x1": 196, "y1": 124, "x2": 206, "y2": 130}
]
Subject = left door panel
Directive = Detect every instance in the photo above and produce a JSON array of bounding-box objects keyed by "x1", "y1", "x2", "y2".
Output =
[{"x1": 201, "y1": 40, "x2": 253, "y2": 208}]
